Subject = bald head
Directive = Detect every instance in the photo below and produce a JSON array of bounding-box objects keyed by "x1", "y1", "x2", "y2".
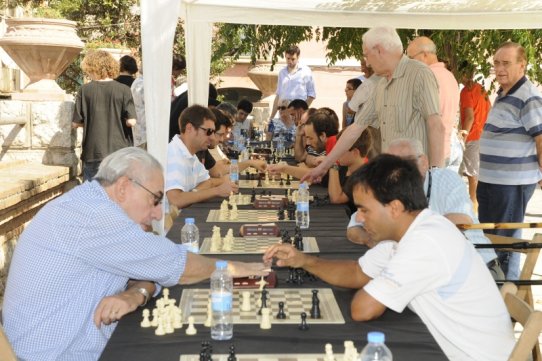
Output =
[
  {"x1": 406, "y1": 36, "x2": 438, "y2": 65},
  {"x1": 386, "y1": 138, "x2": 428, "y2": 176}
]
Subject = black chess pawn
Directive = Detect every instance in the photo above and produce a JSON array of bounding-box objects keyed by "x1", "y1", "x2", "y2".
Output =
[
  {"x1": 276, "y1": 301, "x2": 287, "y2": 319},
  {"x1": 281, "y1": 230, "x2": 290, "y2": 244},
  {"x1": 286, "y1": 174, "x2": 291, "y2": 185},
  {"x1": 298, "y1": 312, "x2": 309, "y2": 331},
  {"x1": 279, "y1": 177, "x2": 284, "y2": 186},
  {"x1": 257, "y1": 177, "x2": 262, "y2": 187},
  {"x1": 310, "y1": 290, "x2": 321, "y2": 319},
  {"x1": 258, "y1": 289, "x2": 268, "y2": 315},
  {"x1": 284, "y1": 189, "x2": 289, "y2": 197},
  {"x1": 295, "y1": 268, "x2": 305, "y2": 285},
  {"x1": 268, "y1": 190, "x2": 272, "y2": 196},
  {"x1": 277, "y1": 206, "x2": 285, "y2": 220},
  {"x1": 294, "y1": 234, "x2": 303, "y2": 251},
  {"x1": 251, "y1": 188, "x2": 256, "y2": 202}
]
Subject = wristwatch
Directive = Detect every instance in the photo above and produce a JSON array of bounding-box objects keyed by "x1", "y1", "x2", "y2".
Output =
[{"x1": 136, "y1": 287, "x2": 150, "y2": 307}]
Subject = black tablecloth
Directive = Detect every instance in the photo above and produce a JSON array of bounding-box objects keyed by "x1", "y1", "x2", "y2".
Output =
[{"x1": 99, "y1": 185, "x2": 447, "y2": 361}]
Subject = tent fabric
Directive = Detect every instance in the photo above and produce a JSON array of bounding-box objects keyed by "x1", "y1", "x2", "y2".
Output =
[{"x1": 141, "y1": 0, "x2": 542, "y2": 231}]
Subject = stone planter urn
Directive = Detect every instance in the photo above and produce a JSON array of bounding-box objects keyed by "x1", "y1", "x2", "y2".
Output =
[
  {"x1": 247, "y1": 64, "x2": 279, "y2": 98},
  {"x1": 0, "y1": 17, "x2": 84, "y2": 101}
]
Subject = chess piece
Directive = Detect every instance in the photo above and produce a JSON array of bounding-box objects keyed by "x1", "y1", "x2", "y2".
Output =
[
  {"x1": 257, "y1": 177, "x2": 262, "y2": 187},
  {"x1": 140, "y1": 309, "x2": 151, "y2": 327},
  {"x1": 227, "y1": 344, "x2": 237, "y2": 361},
  {"x1": 276, "y1": 301, "x2": 287, "y2": 319},
  {"x1": 343, "y1": 340, "x2": 357, "y2": 361},
  {"x1": 257, "y1": 289, "x2": 268, "y2": 315},
  {"x1": 286, "y1": 174, "x2": 291, "y2": 186},
  {"x1": 325, "y1": 343, "x2": 335, "y2": 361},
  {"x1": 279, "y1": 177, "x2": 284, "y2": 186},
  {"x1": 204, "y1": 299, "x2": 212, "y2": 327},
  {"x1": 310, "y1": 290, "x2": 321, "y2": 319},
  {"x1": 256, "y1": 276, "x2": 268, "y2": 291},
  {"x1": 241, "y1": 291, "x2": 251, "y2": 312},
  {"x1": 155, "y1": 316, "x2": 166, "y2": 336},
  {"x1": 185, "y1": 316, "x2": 197, "y2": 335},
  {"x1": 298, "y1": 312, "x2": 309, "y2": 331},
  {"x1": 251, "y1": 188, "x2": 256, "y2": 202},
  {"x1": 162, "y1": 288, "x2": 170, "y2": 301},
  {"x1": 260, "y1": 307, "x2": 272, "y2": 329},
  {"x1": 173, "y1": 307, "x2": 183, "y2": 329},
  {"x1": 286, "y1": 267, "x2": 295, "y2": 283},
  {"x1": 150, "y1": 308, "x2": 159, "y2": 327}
]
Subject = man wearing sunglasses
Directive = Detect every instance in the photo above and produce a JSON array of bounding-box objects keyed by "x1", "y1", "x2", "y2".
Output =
[
  {"x1": 166, "y1": 105, "x2": 238, "y2": 209},
  {"x1": 3, "y1": 147, "x2": 269, "y2": 361}
]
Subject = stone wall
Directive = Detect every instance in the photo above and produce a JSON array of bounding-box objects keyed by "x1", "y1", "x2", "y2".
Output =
[{"x1": 0, "y1": 99, "x2": 81, "y2": 175}]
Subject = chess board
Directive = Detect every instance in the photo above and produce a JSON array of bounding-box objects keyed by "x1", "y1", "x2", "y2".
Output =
[
  {"x1": 178, "y1": 288, "x2": 344, "y2": 325},
  {"x1": 239, "y1": 179, "x2": 300, "y2": 189},
  {"x1": 199, "y1": 236, "x2": 319, "y2": 254},
  {"x1": 180, "y1": 354, "x2": 351, "y2": 361},
  {"x1": 206, "y1": 209, "x2": 294, "y2": 223}
]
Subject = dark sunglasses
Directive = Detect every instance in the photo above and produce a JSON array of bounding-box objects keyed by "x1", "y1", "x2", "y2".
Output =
[
  {"x1": 128, "y1": 178, "x2": 163, "y2": 206},
  {"x1": 198, "y1": 126, "x2": 216, "y2": 136}
]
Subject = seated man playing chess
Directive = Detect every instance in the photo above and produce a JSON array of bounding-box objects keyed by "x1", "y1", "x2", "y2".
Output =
[
  {"x1": 3, "y1": 147, "x2": 268, "y2": 361},
  {"x1": 264, "y1": 154, "x2": 515, "y2": 361},
  {"x1": 166, "y1": 105, "x2": 238, "y2": 209}
]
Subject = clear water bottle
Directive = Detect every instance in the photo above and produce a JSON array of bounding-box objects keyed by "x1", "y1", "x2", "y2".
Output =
[
  {"x1": 229, "y1": 159, "x2": 239, "y2": 185},
  {"x1": 180, "y1": 217, "x2": 199, "y2": 253},
  {"x1": 268, "y1": 118, "x2": 275, "y2": 136},
  {"x1": 358, "y1": 332, "x2": 393, "y2": 361},
  {"x1": 295, "y1": 182, "x2": 310, "y2": 229},
  {"x1": 211, "y1": 260, "x2": 233, "y2": 340}
]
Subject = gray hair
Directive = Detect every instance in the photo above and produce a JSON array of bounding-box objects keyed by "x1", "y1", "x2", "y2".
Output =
[
  {"x1": 363, "y1": 27, "x2": 403, "y2": 54},
  {"x1": 388, "y1": 138, "x2": 424, "y2": 157},
  {"x1": 95, "y1": 147, "x2": 163, "y2": 186}
]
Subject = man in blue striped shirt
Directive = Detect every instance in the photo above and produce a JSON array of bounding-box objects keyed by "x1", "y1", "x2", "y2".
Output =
[
  {"x1": 2, "y1": 147, "x2": 268, "y2": 361},
  {"x1": 478, "y1": 42, "x2": 542, "y2": 279}
]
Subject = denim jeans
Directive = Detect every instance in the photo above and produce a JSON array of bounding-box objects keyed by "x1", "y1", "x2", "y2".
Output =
[
  {"x1": 83, "y1": 161, "x2": 101, "y2": 182},
  {"x1": 477, "y1": 181, "x2": 536, "y2": 279}
]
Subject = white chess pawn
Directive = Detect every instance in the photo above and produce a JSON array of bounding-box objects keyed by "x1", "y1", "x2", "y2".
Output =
[
  {"x1": 140, "y1": 309, "x2": 151, "y2": 328},
  {"x1": 150, "y1": 308, "x2": 159, "y2": 327},
  {"x1": 325, "y1": 343, "x2": 335, "y2": 361},
  {"x1": 204, "y1": 299, "x2": 212, "y2": 327},
  {"x1": 260, "y1": 307, "x2": 272, "y2": 329},
  {"x1": 173, "y1": 307, "x2": 183, "y2": 329},
  {"x1": 240, "y1": 291, "x2": 251, "y2": 312},
  {"x1": 185, "y1": 316, "x2": 197, "y2": 335},
  {"x1": 154, "y1": 316, "x2": 166, "y2": 336},
  {"x1": 344, "y1": 340, "x2": 356, "y2": 361}
]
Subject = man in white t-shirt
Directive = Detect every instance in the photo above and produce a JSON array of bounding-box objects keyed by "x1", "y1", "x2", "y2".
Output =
[
  {"x1": 166, "y1": 105, "x2": 238, "y2": 209},
  {"x1": 264, "y1": 154, "x2": 515, "y2": 361}
]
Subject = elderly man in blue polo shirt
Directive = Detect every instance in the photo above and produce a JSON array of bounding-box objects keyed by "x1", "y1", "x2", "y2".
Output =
[{"x1": 478, "y1": 42, "x2": 542, "y2": 279}]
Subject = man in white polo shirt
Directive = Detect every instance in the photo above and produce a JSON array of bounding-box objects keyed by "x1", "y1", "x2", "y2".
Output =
[
  {"x1": 264, "y1": 154, "x2": 515, "y2": 361},
  {"x1": 166, "y1": 105, "x2": 237, "y2": 209}
]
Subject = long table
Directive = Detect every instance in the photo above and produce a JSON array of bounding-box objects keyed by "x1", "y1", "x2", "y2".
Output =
[{"x1": 99, "y1": 186, "x2": 447, "y2": 361}]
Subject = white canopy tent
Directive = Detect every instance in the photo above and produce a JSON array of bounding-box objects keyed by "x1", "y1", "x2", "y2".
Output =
[{"x1": 141, "y1": 0, "x2": 542, "y2": 232}]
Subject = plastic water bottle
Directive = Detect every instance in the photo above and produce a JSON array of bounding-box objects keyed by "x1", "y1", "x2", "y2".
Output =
[
  {"x1": 180, "y1": 217, "x2": 199, "y2": 253},
  {"x1": 211, "y1": 260, "x2": 233, "y2": 340},
  {"x1": 229, "y1": 159, "x2": 239, "y2": 185},
  {"x1": 268, "y1": 119, "x2": 275, "y2": 137},
  {"x1": 295, "y1": 182, "x2": 310, "y2": 229},
  {"x1": 358, "y1": 332, "x2": 393, "y2": 361}
]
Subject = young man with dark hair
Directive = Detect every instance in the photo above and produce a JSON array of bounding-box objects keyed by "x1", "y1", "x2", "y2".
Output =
[
  {"x1": 166, "y1": 105, "x2": 237, "y2": 209},
  {"x1": 264, "y1": 154, "x2": 515, "y2": 361},
  {"x1": 232, "y1": 99, "x2": 254, "y2": 140},
  {"x1": 269, "y1": 45, "x2": 316, "y2": 122}
]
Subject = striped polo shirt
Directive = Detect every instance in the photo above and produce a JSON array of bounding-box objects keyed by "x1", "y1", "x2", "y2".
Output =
[
  {"x1": 479, "y1": 76, "x2": 542, "y2": 185},
  {"x1": 355, "y1": 55, "x2": 440, "y2": 153}
]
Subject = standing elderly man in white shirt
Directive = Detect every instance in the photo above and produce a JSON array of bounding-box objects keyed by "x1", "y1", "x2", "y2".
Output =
[{"x1": 269, "y1": 45, "x2": 316, "y2": 122}]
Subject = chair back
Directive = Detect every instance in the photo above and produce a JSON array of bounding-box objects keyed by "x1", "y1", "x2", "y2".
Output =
[{"x1": 502, "y1": 282, "x2": 542, "y2": 361}]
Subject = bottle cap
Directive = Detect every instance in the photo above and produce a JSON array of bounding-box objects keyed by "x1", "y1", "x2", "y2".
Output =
[
  {"x1": 215, "y1": 260, "x2": 228, "y2": 269},
  {"x1": 184, "y1": 217, "x2": 195, "y2": 224},
  {"x1": 367, "y1": 331, "x2": 385, "y2": 343}
]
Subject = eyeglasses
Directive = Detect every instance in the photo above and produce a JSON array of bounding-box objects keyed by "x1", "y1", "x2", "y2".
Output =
[
  {"x1": 128, "y1": 177, "x2": 163, "y2": 206},
  {"x1": 198, "y1": 126, "x2": 215, "y2": 136},
  {"x1": 407, "y1": 51, "x2": 424, "y2": 59}
]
